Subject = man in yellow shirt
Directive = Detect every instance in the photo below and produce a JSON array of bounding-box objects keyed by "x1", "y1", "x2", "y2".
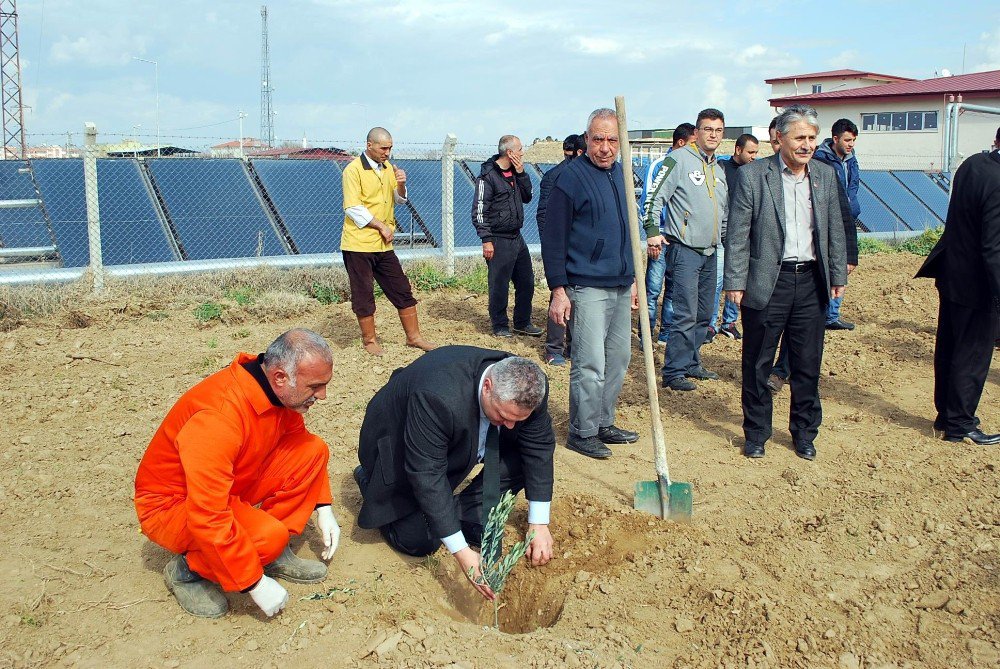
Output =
[{"x1": 341, "y1": 127, "x2": 435, "y2": 355}]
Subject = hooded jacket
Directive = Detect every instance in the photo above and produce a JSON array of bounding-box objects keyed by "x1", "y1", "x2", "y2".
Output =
[
  {"x1": 813, "y1": 138, "x2": 861, "y2": 220},
  {"x1": 642, "y1": 143, "x2": 728, "y2": 255},
  {"x1": 472, "y1": 155, "x2": 533, "y2": 242}
]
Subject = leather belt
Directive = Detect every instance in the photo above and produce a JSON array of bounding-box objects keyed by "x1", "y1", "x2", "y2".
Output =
[{"x1": 779, "y1": 261, "x2": 816, "y2": 273}]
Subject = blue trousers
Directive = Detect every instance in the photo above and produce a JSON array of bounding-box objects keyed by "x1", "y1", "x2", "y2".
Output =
[
  {"x1": 645, "y1": 249, "x2": 673, "y2": 342},
  {"x1": 711, "y1": 245, "x2": 740, "y2": 327},
  {"x1": 662, "y1": 243, "x2": 716, "y2": 381}
]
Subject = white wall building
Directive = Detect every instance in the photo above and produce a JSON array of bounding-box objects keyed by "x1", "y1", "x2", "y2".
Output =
[{"x1": 768, "y1": 69, "x2": 1000, "y2": 170}]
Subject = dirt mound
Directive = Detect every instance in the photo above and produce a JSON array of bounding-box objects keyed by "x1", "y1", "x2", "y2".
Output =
[{"x1": 0, "y1": 252, "x2": 998, "y2": 669}]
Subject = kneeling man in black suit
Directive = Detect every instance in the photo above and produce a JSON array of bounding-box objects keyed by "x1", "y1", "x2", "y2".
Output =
[{"x1": 354, "y1": 346, "x2": 555, "y2": 600}]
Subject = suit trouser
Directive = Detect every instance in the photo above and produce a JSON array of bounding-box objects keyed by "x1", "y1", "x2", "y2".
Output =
[
  {"x1": 932, "y1": 294, "x2": 995, "y2": 433},
  {"x1": 377, "y1": 448, "x2": 525, "y2": 557},
  {"x1": 567, "y1": 285, "x2": 632, "y2": 438},
  {"x1": 741, "y1": 266, "x2": 826, "y2": 445},
  {"x1": 662, "y1": 243, "x2": 717, "y2": 381},
  {"x1": 139, "y1": 434, "x2": 329, "y2": 591},
  {"x1": 487, "y1": 235, "x2": 534, "y2": 331}
]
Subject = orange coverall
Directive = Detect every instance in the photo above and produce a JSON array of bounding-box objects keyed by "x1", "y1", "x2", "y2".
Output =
[{"x1": 134, "y1": 353, "x2": 332, "y2": 592}]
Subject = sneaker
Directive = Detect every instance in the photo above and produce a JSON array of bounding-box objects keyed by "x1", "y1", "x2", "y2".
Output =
[
  {"x1": 597, "y1": 425, "x2": 639, "y2": 444},
  {"x1": 163, "y1": 554, "x2": 229, "y2": 619},
  {"x1": 766, "y1": 374, "x2": 785, "y2": 394},
  {"x1": 686, "y1": 366, "x2": 719, "y2": 381},
  {"x1": 663, "y1": 377, "x2": 696, "y2": 391},
  {"x1": 264, "y1": 545, "x2": 328, "y2": 584},
  {"x1": 825, "y1": 319, "x2": 855, "y2": 331},
  {"x1": 566, "y1": 434, "x2": 613, "y2": 459},
  {"x1": 493, "y1": 327, "x2": 513, "y2": 338},
  {"x1": 512, "y1": 324, "x2": 543, "y2": 337},
  {"x1": 544, "y1": 352, "x2": 567, "y2": 366},
  {"x1": 703, "y1": 326, "x2": 717, "y2": 344},
  {"x1": 719, "y1": 324, "x2": 742, "y2": 340}
]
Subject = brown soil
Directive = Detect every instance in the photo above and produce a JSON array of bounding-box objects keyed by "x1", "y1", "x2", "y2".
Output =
[{"x1": 1, "y1": 252, "x2": 998, "y2": 669}]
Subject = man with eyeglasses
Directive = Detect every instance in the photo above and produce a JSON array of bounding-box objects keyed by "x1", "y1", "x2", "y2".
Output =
[
  {"x1": 542, "y1": 108, "x2": 640, "y2": 459},
  {"x1": 645, "y1": 108, "x2": 728, "y2": 392}
]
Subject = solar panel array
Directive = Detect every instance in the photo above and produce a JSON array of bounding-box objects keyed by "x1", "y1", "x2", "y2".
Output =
[{"x1": 0, "y1": 156, "x2": 954, "y2": 281}]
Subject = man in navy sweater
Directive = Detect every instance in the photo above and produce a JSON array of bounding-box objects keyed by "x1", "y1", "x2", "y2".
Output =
[{"x1": 542, "y1": 108, "x2": 639, "y2": 459}]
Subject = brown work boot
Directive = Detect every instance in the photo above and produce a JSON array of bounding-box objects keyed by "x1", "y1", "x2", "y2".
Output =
[
  {"x1": 163, "y1": 554, "x2": 229, "y2": 618},
  {"x1": 397, "y1": 306, "x2": 437, "y2": 351},
  {"x1": 357, "y1": 315, "x2": 383, "y2": 356}
]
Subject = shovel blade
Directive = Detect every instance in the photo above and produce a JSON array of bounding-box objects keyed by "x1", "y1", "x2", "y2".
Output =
[{"x1": 634, "y1": 480, "x2": 693, "y2": 521}]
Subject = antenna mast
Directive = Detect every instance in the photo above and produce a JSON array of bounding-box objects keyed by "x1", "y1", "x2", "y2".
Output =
[
  {"x1": 0, "y1": 0, "x2": 27, "y2": 159},
  {"x1": 259, "y1": 5, "x2": 275, "y2": 148}
]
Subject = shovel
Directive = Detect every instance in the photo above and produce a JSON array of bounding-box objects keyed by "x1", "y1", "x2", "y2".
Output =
[{"x1": 614, "y1": 96, "x2": 693, "y2": 521}]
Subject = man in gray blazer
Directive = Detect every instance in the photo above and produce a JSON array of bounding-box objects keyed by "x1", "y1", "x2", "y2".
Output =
[{"x1": 724, "y1": 104, "x2": 848, "y2": 460}]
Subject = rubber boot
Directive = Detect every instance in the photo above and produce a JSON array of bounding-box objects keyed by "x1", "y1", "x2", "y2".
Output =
[
  {"x1": 263, "y1": 545, "x2": 328, "y2": 584},
  {"x1": 398, "y1": 306, "x2": 437, "y2": 351},
  {"x1": 163, "y1": 554, "x2": 229, "y2": 618},
  {"x1": 357, "y1": 315, "x2": 383, "y2": 356}
]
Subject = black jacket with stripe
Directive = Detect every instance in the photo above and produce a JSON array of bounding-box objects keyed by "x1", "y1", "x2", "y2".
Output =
[{"x1": 472, "y1": 154, "x2": 533, "y2": 243}]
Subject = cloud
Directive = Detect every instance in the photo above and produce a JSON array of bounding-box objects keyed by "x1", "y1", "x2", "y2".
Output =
[
  {"x1": 735, "y1": 44, "x2": 798, "y2": 71},
  {"x1": 570, "y1": 36, "x2": 622, "y2": 56},
  {"x1": 827, "y1": 50, "x2": 860, "y2": 69},
  {"x1": 972, "y1": 26, "x2": 1000, "y2": 71},
  {"x1": 50, "y1": 30, "x2": 148, "y2": 68}
]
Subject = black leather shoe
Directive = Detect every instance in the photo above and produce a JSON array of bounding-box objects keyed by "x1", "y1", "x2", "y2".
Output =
[
  {"x1": 512, "y1": 323, "x2": 543, "y2": 337},
  {"x1": 566, "y1": 434, "x2": 613, "y2": 459},
  {"x1": 597, "y1": 425, "x2": 639, "y2": 444},
  {"x1": 493, "y1": 327, "x2": 512, "y2": 338},
  {"x1": 686, "y1": 366, "x2": 719, "y2": 380},
  {"x1": 826, "y1": 319, "x2": 855, "y2": 331},
  {"x1": 664, "y1": 377, "x2": 697, "y2": 391},
  {"x1": 353, "y1": 465, "x2": 369, "y2": 493},
  {"x1": 743, "y1": 442, "x2": 765, "y2": 458},
  {"x1": 794, "y1": 441, "x2": 817, "y2": 460},
  {"x1": 943, "y1": 429, "x2": 1000, "y2": 445}
]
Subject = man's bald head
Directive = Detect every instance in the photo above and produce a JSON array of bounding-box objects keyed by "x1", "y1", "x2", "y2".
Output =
[{"x1": 367, "y1": 127, "x2": 391, "y2": 144}]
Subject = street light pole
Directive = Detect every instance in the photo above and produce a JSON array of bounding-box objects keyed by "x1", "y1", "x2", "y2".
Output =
[
  {"x1": 132, "y1": 57, "x2": 160, "y2": 158},
  {"x1": 131, "y1": 124, "x2": 141, "y2": 158},
  {"x1": 238, "y1": 111, "x2": 246, "y2": 160}
]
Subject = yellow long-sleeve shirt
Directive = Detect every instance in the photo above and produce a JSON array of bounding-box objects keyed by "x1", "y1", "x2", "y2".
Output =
[{"x1": 341, "y1": 154, "x2": 400, "y2": 252}]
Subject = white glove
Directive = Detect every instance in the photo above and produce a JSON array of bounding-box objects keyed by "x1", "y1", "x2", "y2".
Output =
[
  {"x1": 315, "y1": 506, "x2": 341, "y2": 561},
  {"x1": 250, "y1": 575, "x2": 288, "y2": 617}
]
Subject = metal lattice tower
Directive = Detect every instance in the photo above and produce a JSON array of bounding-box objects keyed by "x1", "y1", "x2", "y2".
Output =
[
  {"x1": 0, "y1": 0, "x2": 26, "y2": 160},
  {"x1": 259, "y1": 5, "x2": 275, "y2": 148}
]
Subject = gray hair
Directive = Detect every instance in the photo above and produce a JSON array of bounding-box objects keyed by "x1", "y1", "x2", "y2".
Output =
[
  {"x1": 497, "y1": 134, "x2": 520, "y2": 154},
  {"x1": 366, "y1": 126, "x2": 391, "y2": 144},
  {"x1": 586, "y1": 108, "x2": 617, "y2": 134},
  {"x1": 775, "y1": 104, "x2": 820, "y2": 136},
  {"x1": 262, "y1": 328, "x2": 332, "y2": 386},
  {"x1": 487, "y1": 357, "x2": 547, "y2": 410}
]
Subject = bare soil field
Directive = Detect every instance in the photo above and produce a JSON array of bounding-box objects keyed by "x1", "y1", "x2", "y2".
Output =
[{"x1": 0, "y1": 252, "x2": 997, "y2": 669}]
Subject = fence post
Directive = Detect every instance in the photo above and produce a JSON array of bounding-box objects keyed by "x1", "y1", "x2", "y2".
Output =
[
  {"x1": 83, "y1": 122, "x2": 104, "y2": 293},
  {"x1": 441, "y1": 133, "x2": 457, "y2": 277}
]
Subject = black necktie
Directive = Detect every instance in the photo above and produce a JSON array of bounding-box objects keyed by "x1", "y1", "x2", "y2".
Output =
[{"x1": 481, "y1": 425, "x2": 500, "y2": 562}]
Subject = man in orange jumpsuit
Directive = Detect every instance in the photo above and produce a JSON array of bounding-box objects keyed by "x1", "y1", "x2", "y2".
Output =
[{"x1": 135, "y1": 328, "x2": 339, "y2": 618}]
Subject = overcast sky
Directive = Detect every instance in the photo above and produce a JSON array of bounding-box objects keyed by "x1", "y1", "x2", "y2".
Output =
[{"x1": 14, "y1": 0, "x2": 1000, "y2": 151}]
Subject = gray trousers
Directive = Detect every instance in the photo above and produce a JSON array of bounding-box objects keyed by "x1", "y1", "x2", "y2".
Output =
[{"x1": 567, "y1": 285, "x2": 632, "y2": 437}]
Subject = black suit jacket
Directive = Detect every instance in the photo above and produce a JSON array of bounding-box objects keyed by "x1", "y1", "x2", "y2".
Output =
[
  {"x1": 356, "y1": 346, "x2": 555, "y2": 538},
  {"x1": 916, "y1": 151, "x2": 1000, "y2": 310}
]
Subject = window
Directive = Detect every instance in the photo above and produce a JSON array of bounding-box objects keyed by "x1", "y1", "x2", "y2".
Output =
[
  {"x1": 812, "y1": 84, "x2": 822, "y2": 94},
  {"x1": 860, "y1": 110, "x2": 939, "y2": 132}
]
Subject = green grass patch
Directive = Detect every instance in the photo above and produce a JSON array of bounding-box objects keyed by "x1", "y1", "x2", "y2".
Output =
[
  {"x1": 309, "y1": 282, "x2": 343, "y2": 305},
  {"x1": 193, "y1": 301, "x2": 224, "y2": 324},
  {"x1": 897, "y1": 226, "x2": 943, "y2": 256},
  {"x1": 223, "y1": 286, "x2": 255, "y2": 306},
  {"x1": 857, "y1": 237, "x2": 894, "y2": 255}
]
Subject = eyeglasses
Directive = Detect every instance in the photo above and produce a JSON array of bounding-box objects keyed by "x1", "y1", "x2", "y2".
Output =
[{"x1": 698, "y1": 127, "x2": 724, "y2": 136}]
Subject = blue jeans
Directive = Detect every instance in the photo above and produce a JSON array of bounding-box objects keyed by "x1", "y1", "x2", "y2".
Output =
[
  {"x1": 826, "y1": 294, "x2": 844, "y2": 324},
  {"x1": 710, "y1": 245, "x2": 740, "y2": 327},
  {"x1": 645, "y1": 250, "x2": 672, "y2": 342},
  {"x1": 662, "y1": 243, "x2": 717, "y2": 381}
]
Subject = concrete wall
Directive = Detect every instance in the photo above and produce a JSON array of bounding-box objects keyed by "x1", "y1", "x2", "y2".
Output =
[{"x1": 769, "y1": 75, "x2": 899, "y2": 99}]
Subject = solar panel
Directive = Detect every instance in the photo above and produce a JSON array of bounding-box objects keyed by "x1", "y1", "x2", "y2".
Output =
[
  {"x1": 536, "y1": 163, "x2": 559, "y2": 173},
  {"x1": 857, "y1": 182, "x2": 908, "y2": 233},
  {"x1": 890, "y1": 171, "x2": 948, "y2": 223},
  {"x1": 251, "y1": 158, "x2": 344, "y2": 254},
  {"x1": 0, "y1": 160, "x2": 51, "y2": 251},
  {"x1": 860, "y1": 170, "x2": 940, "y2": 231},
  {"x1": 97, "y1": 159, "x2": 178, "y2": 264},
  {"x1": 521, "y1": 167, "x2": 541, "y2": 244},
  {"x1": 392, "y1": 159, "x2": 442, "y2": 248},
  {"x1": 31, "y1": 159, "x2": 89, "y2": 267},
  {"x1": 148, "y1": 158, "x2": 287, "y2": 260},
  {"x1": 454, "y1": 163, "x2": 479, "y2": 248}
]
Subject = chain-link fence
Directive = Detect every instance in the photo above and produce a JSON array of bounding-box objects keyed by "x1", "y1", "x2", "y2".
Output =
[{"x1": 0, "y1": 128, "x2": 954, "y2": 299}]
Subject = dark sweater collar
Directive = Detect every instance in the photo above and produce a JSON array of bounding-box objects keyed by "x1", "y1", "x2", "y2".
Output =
[{"x1": 240, "y1": 353, "x2": 283, "y2": 407}]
